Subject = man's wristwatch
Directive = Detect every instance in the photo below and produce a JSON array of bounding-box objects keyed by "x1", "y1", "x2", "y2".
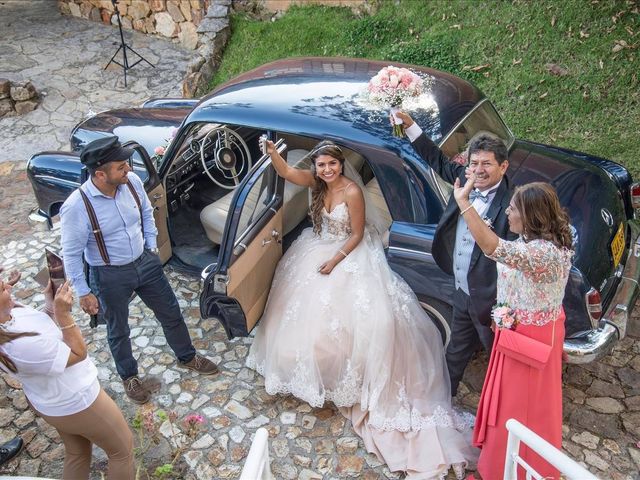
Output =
[{"x1": 149, "y1": 247, "x2": 159, "y2": 255}]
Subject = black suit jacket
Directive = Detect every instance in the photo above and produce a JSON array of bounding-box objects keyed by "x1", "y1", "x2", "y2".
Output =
[{"x1": 412, "y1": 133, "x2": 514, "y2": 325}]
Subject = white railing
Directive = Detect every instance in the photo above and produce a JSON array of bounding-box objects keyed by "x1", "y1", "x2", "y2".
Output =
[
  {"x1": 504, "y1": 419, "x2": 599, "y2": 480},
  {"x1": 240, "y1": 427, "x2": 273, "y2": 480}
]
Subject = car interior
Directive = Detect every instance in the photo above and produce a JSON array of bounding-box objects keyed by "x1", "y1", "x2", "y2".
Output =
[{"x1": 159, "y1": 123, "x2": 392, "y2": 274}]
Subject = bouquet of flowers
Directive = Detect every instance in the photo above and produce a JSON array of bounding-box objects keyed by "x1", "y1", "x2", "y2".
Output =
[
  {"x1": 366, "y1": 66, "x2": 424, "y2": 137},
  {"x1": 491, "y1": 303, "x2": 518, "y2": 330}
]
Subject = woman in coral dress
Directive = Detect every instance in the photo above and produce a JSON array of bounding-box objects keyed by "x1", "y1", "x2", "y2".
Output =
[
  {"x1": 454, "y1": 176, "x2": 573, "y2": 479},
  {"x1": 247, "y1": 140, "x2": 478, "y2": 479}
]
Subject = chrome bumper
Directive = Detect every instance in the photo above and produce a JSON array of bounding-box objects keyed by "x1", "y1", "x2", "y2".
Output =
[{"x1": 565, "y1": 219, "x2": 640, "y2": 363}]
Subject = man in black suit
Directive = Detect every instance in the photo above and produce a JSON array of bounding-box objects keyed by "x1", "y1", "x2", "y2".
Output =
[{"x1": 397, "y1": 112, "x2": 513, "y2": 396}]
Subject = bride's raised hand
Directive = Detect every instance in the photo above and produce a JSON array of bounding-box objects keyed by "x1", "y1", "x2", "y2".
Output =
[{"x1": 453, "y1": 168, "x2": 476, "y2": 208}]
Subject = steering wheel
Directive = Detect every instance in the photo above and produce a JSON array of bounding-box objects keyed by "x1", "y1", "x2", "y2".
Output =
[{"x1": 200, "y1": 126, "x2": 252, "y2": 190}]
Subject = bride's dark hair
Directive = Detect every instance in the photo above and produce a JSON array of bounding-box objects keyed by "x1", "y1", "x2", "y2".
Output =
[{"x1": 309, "y1": 141, "x2": 346, "y2": 234}]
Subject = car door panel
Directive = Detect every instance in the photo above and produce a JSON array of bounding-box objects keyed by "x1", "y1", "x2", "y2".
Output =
[
  {"x1": 126, "y1": 142, "x2": 172, "y2": 263},
  {"x1": 148, "y1": 184, "x2": 171, "y2": 263},
  {"x1": 227, "y1": 209, "x2": 283, "y2": 332},
  {"x1": 200, "y1": 138, "x2": 287, "y2": 338}
]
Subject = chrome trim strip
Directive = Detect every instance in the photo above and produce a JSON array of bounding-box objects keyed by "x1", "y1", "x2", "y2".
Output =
[
  {"x1": 388, "y1": 245, "x2": 433, "y2": 260},
  {"x1": 565, "y1": 218, "x2": 640, "y2": 363},
  {"x1": 34, "y1": 175, "x2": 81, "y2": 188}
]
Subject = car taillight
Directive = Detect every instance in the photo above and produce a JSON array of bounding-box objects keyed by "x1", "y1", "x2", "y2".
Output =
[
  {"x1": 630, "y1": 182, "x2": 640, "y2": 210},
  {"x1": 585, "y1": 288, "x2": 602, "y2": 328}
]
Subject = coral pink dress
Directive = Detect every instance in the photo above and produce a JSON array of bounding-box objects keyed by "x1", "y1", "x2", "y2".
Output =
[{"x1": 473, "y1": 238, "x2": 572, "y2": 480}]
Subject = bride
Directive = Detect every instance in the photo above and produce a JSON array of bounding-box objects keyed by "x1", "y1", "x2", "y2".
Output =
[{"x1": 246, "y1": 139, "x2": 478, "y2": 479}]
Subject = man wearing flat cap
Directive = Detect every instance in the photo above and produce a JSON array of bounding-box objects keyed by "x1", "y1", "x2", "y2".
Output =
[{"x1": 60, "y1": 136, "x2": 219, "y2": 404}]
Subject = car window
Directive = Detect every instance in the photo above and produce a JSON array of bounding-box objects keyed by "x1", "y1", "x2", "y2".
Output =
[
  {"x1": 234, "y1": 165, "x2": 276, "y2": 246},
  {"x1": 130, "y1": 149, "x2": 150, "y2": 184},
  {"x1": 439, "y1": 100, "x2": 514, "y2": 160}
]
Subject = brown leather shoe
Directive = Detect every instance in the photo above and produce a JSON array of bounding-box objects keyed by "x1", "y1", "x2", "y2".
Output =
[
  {"x1": 141, "y1": 375, "x2": 162, "y2": 394},
  {"x1": 123, "y1": 376, "x2": 151, "y2": 404},
  {"x1": 179, "y1": 354, "x2": 219, "y2": 375}
]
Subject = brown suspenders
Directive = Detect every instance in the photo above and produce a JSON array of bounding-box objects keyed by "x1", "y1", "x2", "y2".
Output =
[{"x1": 78, "y1": 180, "x2": 144, "y2": 266}]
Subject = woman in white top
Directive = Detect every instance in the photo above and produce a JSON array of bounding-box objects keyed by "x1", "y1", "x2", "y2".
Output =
[{"x1": 0, "y1": 276, "x2": 134, "y2": 480}]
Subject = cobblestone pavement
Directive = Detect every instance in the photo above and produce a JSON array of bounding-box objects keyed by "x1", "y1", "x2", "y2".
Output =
[
  {"x1": 0, "y1": 0, "x2": 191, "y2": 164},
  {"x1": 0, "y1": 187, "x2": 639, "y2": 480}
]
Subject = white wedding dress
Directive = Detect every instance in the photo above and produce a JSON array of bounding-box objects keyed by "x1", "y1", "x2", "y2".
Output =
[{"x1": 247, "y1": 199, "x2": 478, "y2": 479}]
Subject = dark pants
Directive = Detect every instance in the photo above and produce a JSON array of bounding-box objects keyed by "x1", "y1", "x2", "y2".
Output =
[
  {"x1": 445, "y1": 288, "x2": 494, "y2": 396},
  {"x1": 90, "y1": 250, "x2": 196, "y2": 380}
]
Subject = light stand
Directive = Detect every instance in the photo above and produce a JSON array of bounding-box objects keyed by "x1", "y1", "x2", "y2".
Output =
[{"x1": 104, "y1": 0, "x2": 155, "y2": 87}]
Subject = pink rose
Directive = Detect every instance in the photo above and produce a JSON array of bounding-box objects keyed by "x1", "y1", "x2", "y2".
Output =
[{"x1": 154, "y1": 146, "x2": 165, "y2": 156}]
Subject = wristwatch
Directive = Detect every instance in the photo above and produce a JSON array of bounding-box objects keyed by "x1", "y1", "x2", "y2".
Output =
[{"x1": 149, "y1": 247, "x2": 159, "y2": 255}]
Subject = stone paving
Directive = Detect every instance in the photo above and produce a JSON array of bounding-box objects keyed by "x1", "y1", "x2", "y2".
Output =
[
  {"x1": 0, "y1": 0, "x2": 192, "y2": 164},
  {"x1": 0, "y1": 190, "x2": 639, "y2": 480},
  {"x1": 1, "y1": 1, "x2": 640, "y2": 479}
]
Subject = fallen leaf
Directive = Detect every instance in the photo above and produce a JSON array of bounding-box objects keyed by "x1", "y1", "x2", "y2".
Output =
[
  {"x1": 450, "y1": 24, "x2": 462, "y2": 30},
  {"x1": 612, "y1": 43, "x2": 624, "y2": 53},
  {"x1": 512, "y1": 58, "x2": 522, "y2": 65},
  {"x1": 545, "y1": 63, "x2": 569, "y2": 76},
  {"x1": 463, "y1": 63, "x2": 491, "y2": 72},
  {"x1": 625, "y1": 26, "x2": 634, "y2": 36},
  {"x1": 539, "y1": 92, "x2": 548, "y2": 99},
  {"x1": 599, "y1": 59, "x2": 604, "y2": 69},
  {"x1": 515, "y1": 84, "x2": 521, "y2": 91},
  {"x1": 551, "y1": 15, "x2": 556, "y2": 27},
  {"x1": 580, "y1": 30, "x2": 589, "y2": 38}
]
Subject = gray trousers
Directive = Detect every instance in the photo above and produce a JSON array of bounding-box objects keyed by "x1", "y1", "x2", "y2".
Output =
[{"x1": 445, "y1": 288, "x2": 495, "y2": 396}]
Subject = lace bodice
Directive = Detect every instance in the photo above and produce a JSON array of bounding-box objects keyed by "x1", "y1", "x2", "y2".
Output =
[
  {"x1": 488, "y1": 238, "x2": 573, "y2": 326},
  {"x1": 320, "y1": 202, "x2": 352, "y2": 240}
]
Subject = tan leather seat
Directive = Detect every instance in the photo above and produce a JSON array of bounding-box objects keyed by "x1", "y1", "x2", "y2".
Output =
[
  {"x1": 200, "y1": 149, "x2": 311, "y2": 244},
  {"x1": 364, "y1": 177, "x2": 392, "y2": 246},
  {"x1": 200, "y1": 148, "x2": 393, "y2": 246}
]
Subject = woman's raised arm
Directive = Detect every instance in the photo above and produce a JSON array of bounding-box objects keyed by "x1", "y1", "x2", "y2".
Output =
[{"x1": 264, "y1": 140, "x2": 314, "y2": 187}]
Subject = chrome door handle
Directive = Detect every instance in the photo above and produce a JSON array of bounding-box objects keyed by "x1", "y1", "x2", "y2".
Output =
[{"x1": 262, "y1": 229, "x2": 281, "y2": 246}]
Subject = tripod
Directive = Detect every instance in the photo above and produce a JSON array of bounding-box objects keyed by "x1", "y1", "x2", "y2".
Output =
[{"x1": 104, "y1": 0, "x2": 154, "y2": 87}]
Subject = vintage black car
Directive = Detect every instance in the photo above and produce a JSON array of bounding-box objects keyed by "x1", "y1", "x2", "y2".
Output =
[{"x1": 26, "y1": 57, "x2": 640, "y2": 364}]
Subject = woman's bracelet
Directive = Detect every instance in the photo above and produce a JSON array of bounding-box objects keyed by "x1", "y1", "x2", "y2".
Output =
[
  {"x1": 459, "y1": 204, "x2": 474, "y2": 216},
  {"x1": 59, "y1": 323, "x2": 77, "y2": 331},
  {"x1": 338, "y1": 249, "x2": 348, "y2": 258}
]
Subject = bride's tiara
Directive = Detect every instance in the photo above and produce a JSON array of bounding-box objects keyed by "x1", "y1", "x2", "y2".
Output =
[{"x1": 306, "y1": 143, "x2": 343, "y2": 160}]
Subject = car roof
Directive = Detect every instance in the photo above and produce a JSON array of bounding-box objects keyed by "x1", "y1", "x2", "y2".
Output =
[{"x1": 187, "y1": 57, "x2": 485, "y2": 147}]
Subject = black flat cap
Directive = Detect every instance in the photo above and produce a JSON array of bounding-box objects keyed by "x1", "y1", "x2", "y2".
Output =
[{"x1": 80, "y1": 136, "x2": 134, "y2": 168}]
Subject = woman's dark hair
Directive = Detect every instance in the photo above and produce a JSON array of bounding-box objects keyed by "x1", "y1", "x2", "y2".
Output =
[
  {"x1": 513, "y1": 182, "x2": 573, "y2": 250},
  {"x1": 308, "y1": 141, "x2": 346, "y2": 234},
  {"x1": 0, "y1": 329, "x2": 38, "y2": 373}
]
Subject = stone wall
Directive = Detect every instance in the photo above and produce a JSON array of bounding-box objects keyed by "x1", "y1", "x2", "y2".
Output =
[
  {"x1": 57, "y1": 1, "x2": 231, "y2": 98},
  {"x1": 57, "y1": 0, "x2": 210, "y2": 50}
]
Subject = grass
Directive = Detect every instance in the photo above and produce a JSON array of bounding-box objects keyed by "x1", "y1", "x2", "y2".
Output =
[{"x1": 208, "y1": 0, "x2": 640, "y2": 177}]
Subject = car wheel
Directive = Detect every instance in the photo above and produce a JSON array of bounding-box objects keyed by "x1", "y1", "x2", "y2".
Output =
[{"x1": 419, "y1": 298, "x2": 452, "y2": 348}]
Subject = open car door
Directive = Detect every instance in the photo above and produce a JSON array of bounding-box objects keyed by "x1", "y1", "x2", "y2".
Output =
[
  {"x1": 125, "y1": 141, "x2": 172, "y2": 263},
  {"x1": 200, "y1": 139, "x2": 287, "y2": 339}
]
